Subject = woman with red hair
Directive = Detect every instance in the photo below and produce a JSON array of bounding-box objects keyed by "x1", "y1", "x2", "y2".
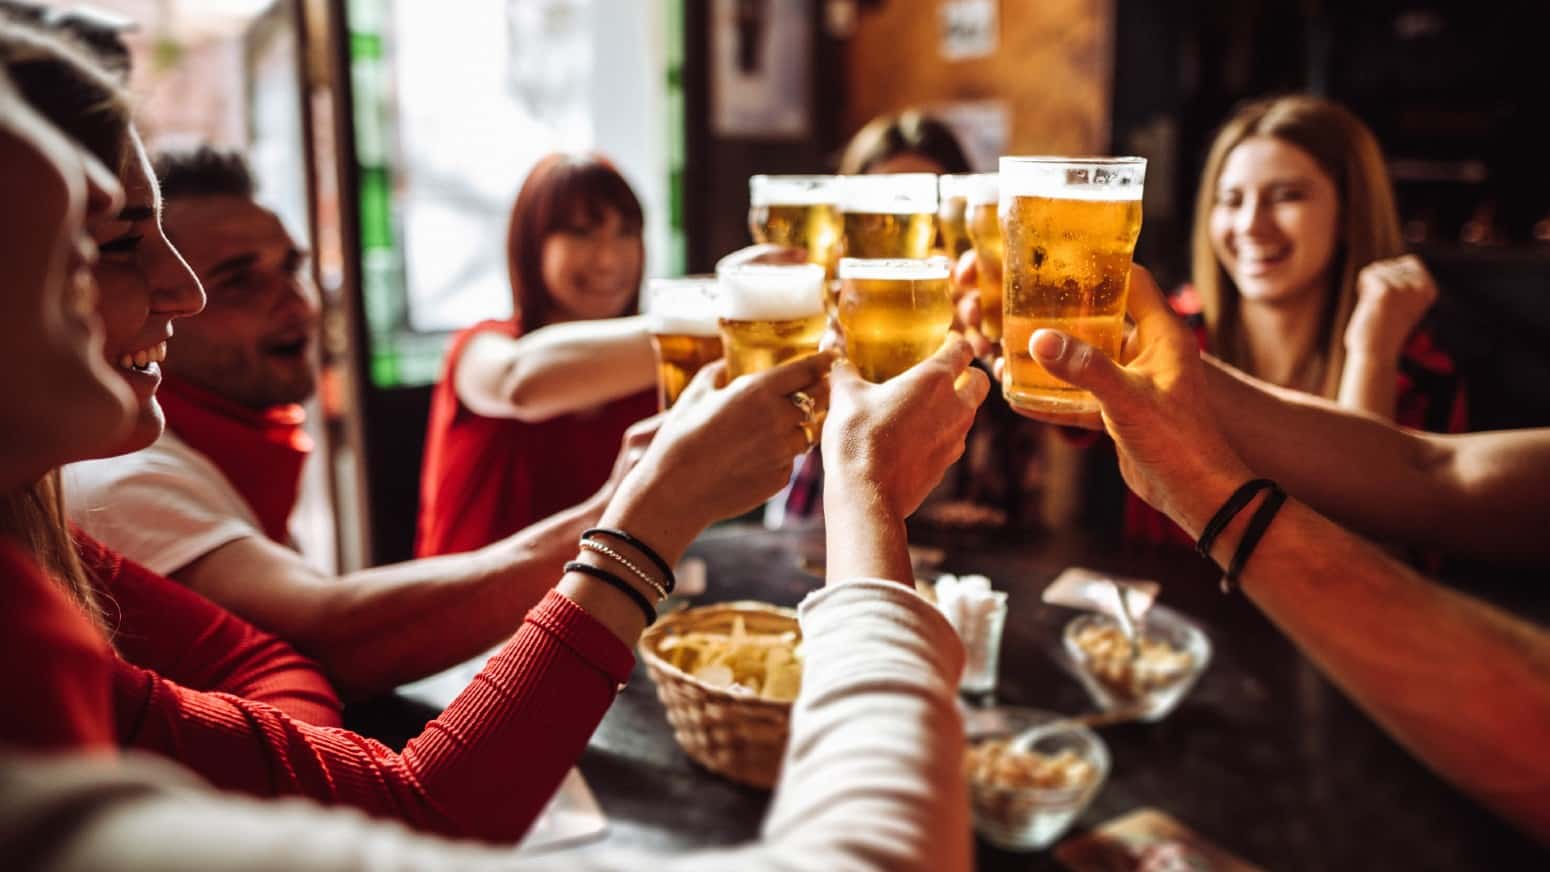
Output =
[{"x1": 417, "y1": 154, "x2": 659, "y2": 557}]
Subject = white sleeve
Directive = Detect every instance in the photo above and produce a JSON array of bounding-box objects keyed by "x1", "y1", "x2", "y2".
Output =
[{"x1": 63, "y1": 436, "x2": 262, "y2": 576}]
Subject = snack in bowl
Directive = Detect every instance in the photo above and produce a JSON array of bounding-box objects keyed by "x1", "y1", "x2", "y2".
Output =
[
  {"x1": 640, "y1": 601, "x2": 802, "y2": 788},
  {"x1": 1062, "y1": 608, "x2": 1211, "y2": 722},
  {"x1": 961, "y1": 706, "x2": 1109, "y2": 851}
]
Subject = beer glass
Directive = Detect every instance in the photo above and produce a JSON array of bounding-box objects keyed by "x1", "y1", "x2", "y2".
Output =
[
  {"x1": 936, "y1": 174, "x2": 974, "y2": 259},
  {"x1": 999, "y1": 157, "x2": 1144, "y2": 412},
  {"x1": 836, "y1": 257, "x2": 954, "y2": 383},
  {"x1": 963, "y1": 173, "x2": 1004, "y2": 342},
  {"x1": 839, "y1": 173, "x2": 938, "y2": 260},
  {"x1": 645, "y1": 277, "x2": 724, "y2": 409},
  {"x1": 716, "y1": 263, "x2": 828, "y2": 380},
  {"x1": 748, "y1": 175, "x2": 843, "y2": 277}
]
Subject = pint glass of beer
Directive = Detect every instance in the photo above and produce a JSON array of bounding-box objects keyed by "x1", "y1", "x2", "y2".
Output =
[
  {"x1": 716, "y1": 262, "x2": 829, "y2": 380},
  {"x1": 936, "y1": 174, "x2": 974, "y2": 260},
  {"x1": 963, "y1": 173, "x2": 1004, "y2": 342},
  {"x1": 839, "y1": 173, "x2": 938, "y2": 260},
  {"x1": 645, "y1": 277, "x2": 724, "y2": 409},
  {"x1": 836, "y1": 257, "x2": 954, "y2": 383},
  {"x1": 748, "y1": 175, "x2": 843, "y2": 276},
  {"x1": 998, "y1": 157, "x2": 1145, "y2": 412}
]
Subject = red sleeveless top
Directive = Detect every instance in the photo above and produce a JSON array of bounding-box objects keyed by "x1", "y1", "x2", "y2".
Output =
[{"x1": 416, "y1": 319, "x2": 656, "y2": 557}]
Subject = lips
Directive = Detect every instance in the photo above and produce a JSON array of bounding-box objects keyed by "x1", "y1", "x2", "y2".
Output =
[{"x1": 1233, "y1": 245, "x2": 1291, "y2": 276}]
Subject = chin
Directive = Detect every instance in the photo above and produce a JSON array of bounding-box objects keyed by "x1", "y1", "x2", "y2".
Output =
[{"x1": 106, "y1": 403, "x2": 167, "y2": 458}]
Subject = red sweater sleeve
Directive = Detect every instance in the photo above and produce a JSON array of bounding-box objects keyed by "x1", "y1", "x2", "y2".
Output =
[
  {"x1": 0, "y1": 539, "x2": 115, "y2": 752},
  {"x1": 111, "y1": 589, "x2": 632, "y2": 843},
  {"x1": 75, "y1": 531, "x2": 343, "y2": 727}
]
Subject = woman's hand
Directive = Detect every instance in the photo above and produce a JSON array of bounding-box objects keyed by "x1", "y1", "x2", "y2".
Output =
[
  {"x1": 950, "y1": 249, "x2": 996, "y2": 359},
  {"x1": 823, "y1": 335, "x2": 989, "y2": 522},
  {"x1": 1345, "y1": 254, "x2": 1438, "y2": 359},
  {"x1": 1012, "y1": 266, "x2": 1253, "y2": 538},
  {"x1": 603, "y1": 351, "x2": 836, "y2": 563}
]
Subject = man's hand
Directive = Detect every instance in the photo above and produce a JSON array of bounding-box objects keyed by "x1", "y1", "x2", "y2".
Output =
[{"x1": 1011, "y1": 266, "x2": 1253, "y2": 537}]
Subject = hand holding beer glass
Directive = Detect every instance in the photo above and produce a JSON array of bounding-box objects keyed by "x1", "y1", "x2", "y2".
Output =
[
  {"x1": 962, "y1": 173, "x2": 1004, "y2": 343},
  {"x1": 836, "y1": 257, "x2": 954, "y2": 383},
  {"x1": 717, "y1": 262, "x2": 830, "y2": 442},
  {"x1": 646, "y1": 277, "x2": 725, "y2": 410},
  {"x1": 748, "y1": 175, "x2": 844, "y2": 276},
  {"x1": 999, "y1": 157, "x2": 1145, "y2": 413},
  {"x1": 839, "y1": 173, "x2": 939, "y2": 260}
]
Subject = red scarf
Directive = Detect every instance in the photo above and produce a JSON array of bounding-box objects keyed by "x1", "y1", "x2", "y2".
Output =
[{"x1": 157, "y1": 375, "x2": 313, "y2": 544}]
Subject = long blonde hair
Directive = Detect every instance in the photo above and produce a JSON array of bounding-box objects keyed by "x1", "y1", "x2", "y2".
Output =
[
  {"x1": 1191, "y1": 95, "x2": 1405, "y2": 398},
  {"x1": 0, "y1": 474, "x2": 101, "y2": 626}
]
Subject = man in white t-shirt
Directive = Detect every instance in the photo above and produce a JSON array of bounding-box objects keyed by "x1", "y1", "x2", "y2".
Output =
[{"x1": 67, "y1": 147, "x2": 651, "y2": 698}]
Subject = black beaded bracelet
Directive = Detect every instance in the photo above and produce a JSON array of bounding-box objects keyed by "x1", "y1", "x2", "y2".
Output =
[
  {"x1": 1220, "y1": 485, "x2": 1287, "y2": 594},
  {"x1": 564, "y1": 561, "x2": 657, "y2": 626},
  {"x1": 583, "y1": 527, "x2": 676, "y2": 594},
  {"x1": 1196, "y1": 478, "x2": 1276, "y2": 560}
]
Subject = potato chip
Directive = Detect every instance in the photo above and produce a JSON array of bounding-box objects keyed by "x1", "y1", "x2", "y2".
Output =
[{"x1": 657, "y1": 618, "x2": 804, "y2": 701}]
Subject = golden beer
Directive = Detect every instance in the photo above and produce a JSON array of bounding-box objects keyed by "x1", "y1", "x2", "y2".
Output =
[
  {"x1": 716, "y1": 263, "x2": 828, "y2": 380},
  {"x1": 999, "y1": 157, "x2": 1145, "y2": 412},
  {"x1": 837, "y1": 258, "x2": 954, "y2": 383},
  {"x1": 841, "y1": 211, "x2": 937, "y2": 259},
  {"x1": 646, "y1": 277, "x2": 725, "y2": 409},
  {"x1": 839, "y1": 173, "x2": 938, "y2": 260},
  {"x1": 936, "y1": 175, "x2": 974, "y2": 259},
  {"x1": 964, "y1": 174, "x2": 1003, "y2": 342},
  {"x1": 748, "y1": 175, "x2": 843, "y2": 277}
]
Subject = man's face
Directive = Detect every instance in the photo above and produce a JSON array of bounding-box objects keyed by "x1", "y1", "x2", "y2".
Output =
[{"x1": 160, "y1": 195, "x2": 320, "y2": 409}]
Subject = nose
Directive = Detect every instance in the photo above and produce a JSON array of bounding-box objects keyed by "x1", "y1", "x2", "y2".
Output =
[
  {"x1": 275, "y1": 273, "x2": 323, "y2": 326},
  {"x1": 146, "y1": 228, "x2": 207, "y2": 320},
  {"x1": 1235, "y1": 195, "x2": 1277, "y2": 240}
]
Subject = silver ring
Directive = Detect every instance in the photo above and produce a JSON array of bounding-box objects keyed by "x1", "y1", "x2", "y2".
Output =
[{"x1": 788, "y1": 390, "x2": 816, "y2": 423}]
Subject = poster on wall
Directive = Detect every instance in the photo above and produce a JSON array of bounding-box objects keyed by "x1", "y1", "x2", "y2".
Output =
[{"x1": 712, "y1": 0, "x2": 811, "y2": 139}]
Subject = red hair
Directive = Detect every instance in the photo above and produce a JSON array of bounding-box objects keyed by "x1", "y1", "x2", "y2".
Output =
[{"x1": 505, "y1": 153, "x2": 645, "y2": 330}]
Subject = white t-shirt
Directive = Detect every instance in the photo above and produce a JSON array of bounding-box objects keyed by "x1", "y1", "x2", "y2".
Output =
[{"x1": 64, "y1": 430, "x2": 264, "y2": 576}]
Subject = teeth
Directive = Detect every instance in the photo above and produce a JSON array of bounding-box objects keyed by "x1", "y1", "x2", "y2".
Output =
[{"x1": 118, "y1": 342, "x2": 168, "y2": 370}]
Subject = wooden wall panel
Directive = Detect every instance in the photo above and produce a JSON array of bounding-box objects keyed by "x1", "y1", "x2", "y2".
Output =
[{"x1": 846, "y1": 0, "x2": 1115, "y2": 156}]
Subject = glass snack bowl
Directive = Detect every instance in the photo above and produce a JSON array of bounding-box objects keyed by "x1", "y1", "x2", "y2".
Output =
[
  {"x1": 1062, "y1": 606, "x2": 1211, "y2": 722},
  {"x1": 961, "y1": 706, "x2": 1110, "y2": 851}
]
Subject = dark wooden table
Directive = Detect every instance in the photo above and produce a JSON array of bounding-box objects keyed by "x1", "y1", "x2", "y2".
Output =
[{"x1": 354, "y1": 523, "x2": 1547, "y2": 870}]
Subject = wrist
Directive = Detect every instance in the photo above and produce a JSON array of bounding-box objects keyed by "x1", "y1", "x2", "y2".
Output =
[
  {"x1": 1165, "y1": 461, "x2": 1257, "y2": 541},
  {"x1": 600, "y1": 477, "x2": 699, "y2": 569}
]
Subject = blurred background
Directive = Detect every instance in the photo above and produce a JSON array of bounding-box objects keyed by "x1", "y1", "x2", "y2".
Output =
[{"x1": 54, "y1": 0, "x2": 1550, "y2": 569}]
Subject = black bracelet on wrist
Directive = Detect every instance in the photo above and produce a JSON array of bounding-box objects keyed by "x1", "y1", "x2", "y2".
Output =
[
  {"x1": 564, "y1": 560, "x2": 657, "y2": 626},
  {"x1": 1195, "y1": 478, "x2": 1276, "y2": 560},
  {"x1": 583, "y1": 527, "x2": 676, "y2": 594},
  {"x1": 1220, "y1": 485, "x2": 1287, "y2": 594}
]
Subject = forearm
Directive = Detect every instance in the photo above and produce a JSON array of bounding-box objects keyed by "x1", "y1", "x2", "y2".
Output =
[
  {"x1": 1204, "y1": 356, "x2": 1448, "y2": 544},
  {"x1": 497, "y1": 317, "x2": 656, "y2": 420},
  {"x1": 1206, "y1": 496, "x2": 1550, "y2": 841},
  {"x1": 269, "y1": 495, "x2": 603, "y2": 698},
  {"x1": 1335, "y1": 349, "x2": 1400, "y2": 421},
  {"x1": 822, "y1": 473, "x2": 912, "y2": 585}
]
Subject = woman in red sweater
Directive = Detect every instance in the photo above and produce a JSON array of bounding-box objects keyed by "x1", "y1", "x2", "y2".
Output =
[
  {"x1": 417, "y1": 153, "x2": 661, "y2": 557},
  {"x1": 2, "y1": 22, "x2": 828, "y2": 843}
]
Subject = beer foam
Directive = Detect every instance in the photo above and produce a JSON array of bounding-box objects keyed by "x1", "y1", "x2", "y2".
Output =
[
  {"x1": 717, "y1": 264, "x2": 826, "y2": 321},
  {"x1": 750, "y1": 174, "x2": 841, "y2": 206},
  {"x1": 966, "y1": 173, "x2": 1000, "y2": 206},
  {"x1": 838, "y1": 257, "x2": 951, "y2": 281},
  {"x1": 840, "y1": 173, "x2": 939, "y2": 214},
  {"x1": 998, "y1": 157, "x2": 1145, "y2": 201},
  {"x1": 646, "y1": 277, "x2": 721, "y2": 336}
]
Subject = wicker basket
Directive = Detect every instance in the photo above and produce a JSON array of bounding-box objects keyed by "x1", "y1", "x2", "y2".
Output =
[{"x1": 639, "y1": 601, "x2": 800, "y2": 789}]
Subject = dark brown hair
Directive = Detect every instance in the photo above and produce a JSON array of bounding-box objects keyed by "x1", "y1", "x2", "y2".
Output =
[
  {"x1": 838, "y1": 110, "x2": 972, "y2": 176},
  {"x1": 505, "y1": 153, "x2": 645, "y2": 331}
]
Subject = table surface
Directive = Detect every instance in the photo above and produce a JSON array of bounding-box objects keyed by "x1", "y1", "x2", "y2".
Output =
[{"x1": 356, "y1": 523, "x2": 1546, "y2": 870}]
